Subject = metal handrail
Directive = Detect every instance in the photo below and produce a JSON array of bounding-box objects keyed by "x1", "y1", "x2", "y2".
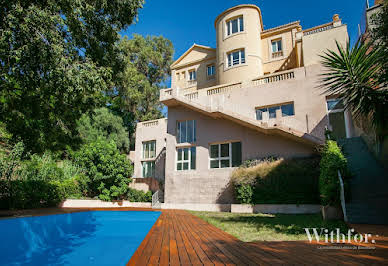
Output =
[{"x1": 338, "y1": 170, "x2": 348, "y2": 222}]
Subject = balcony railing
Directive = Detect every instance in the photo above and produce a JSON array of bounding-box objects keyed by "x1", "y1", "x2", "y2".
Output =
[
  {"x1": 207, "y1": 82, "x2": 242, "y2": 96},
  {"x1": 303, "y1": 22, "x2": 334, "y2": 36},
  {"x1": 161, "y1": 69, "x2": 297, "y2": 102},
  {"x1": 252, "y1": 70, "x2": 295, "y2": 86},
  {"x1": 271, "y1": 51, "x2": 283, "y2": 59}
]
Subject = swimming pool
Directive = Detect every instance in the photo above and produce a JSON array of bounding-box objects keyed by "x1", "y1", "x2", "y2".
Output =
[{"x1": 0, "y1": 211, "x2": 160, "y2": 265}]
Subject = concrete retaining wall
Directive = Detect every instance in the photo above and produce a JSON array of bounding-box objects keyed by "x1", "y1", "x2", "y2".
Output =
[
  {"x1": 161, "y1": 203, "x2": 231, "y2": 212},
  {"x1": 61, "y1": 199, "x2": 151, "y2": 208},
  {"x1": 231, "y1": 204, "x2": 321, "y2": 214}
]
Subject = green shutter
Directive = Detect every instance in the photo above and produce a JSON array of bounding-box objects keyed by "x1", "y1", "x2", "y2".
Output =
[{"x1": 232, "y1": 142, "x2": 242, "y2": 167}]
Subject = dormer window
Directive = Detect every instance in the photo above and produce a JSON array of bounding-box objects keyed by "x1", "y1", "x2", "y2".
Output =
[
  {"x1": 271, "y1": 39, "x2": 283, "y2": 58},
  {"x1": 226, "y1": 16, "x2": 244, "y2": 36},
  {"x1": 227, "y1": 49, "x2": 245, "y2": 67}
]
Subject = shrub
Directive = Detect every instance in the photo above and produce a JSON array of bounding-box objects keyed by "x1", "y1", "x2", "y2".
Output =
[
  {"x1": 77, "y1": 108, "x2": 130, "y2": 152},
  {"x1": 319, "y1": 141, "x2": 348, "y2": 206},
  {"x1": 17, "y1": 153, "x2": 64, "y2": 181},
  {"x1": 0, "y1": 180, "x2": 73, "y2": 209},
  {"x1": 127, "y1": 188, "x2": 152, "y2": 202},
  {"x1": 72, "y1": 138, "x2": 132, "y2": 201},
  {"x1": 231, "y1": 157, "x2": 321, "y2": 204}
]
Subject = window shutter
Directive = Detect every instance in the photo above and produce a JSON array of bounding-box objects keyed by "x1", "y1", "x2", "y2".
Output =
[{"x1": 232, "y1": 142, "x2": 242, "y2": 167}]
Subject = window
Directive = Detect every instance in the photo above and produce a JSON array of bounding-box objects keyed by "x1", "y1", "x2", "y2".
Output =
[
  {"x1": 256, "y1": 103, "x2": 295, "y2": 120},
  {"x1": 209, "y1": 142, "x2": 242, "y2": 168},
  {"x1": 207, "y1": 65, "x2": 215, "y2": 76},
  {"x1": 226, "y1": 16, "x2": 244, "y2": 36},
  {"x1": 142, "y1": 141, "x2": 156, "y2": 159},
  {"x1": 177, "y1": 147, "x2": 196, "y2": 170},
  {"x1": 177, "y1": 120, "x2": 196, "y2": 143},
  {"x1": 188, "y1": 70, "x2": 196, "y2": 81},
  {"x1": 142, "y1": 161, "x2": 155, "y2": 178},
  {"x1": 176, "y1": 73, "x2": 180, "y2": 81},
  {"x1": 271, "y1": 39, "x2": 283, "y2": 53},
  {"x1": 227, "y1": 49, "x2": 245, "y2": 67},
  {"x1": 327, "y1": 99, "x2": 344, "y2": 111}
]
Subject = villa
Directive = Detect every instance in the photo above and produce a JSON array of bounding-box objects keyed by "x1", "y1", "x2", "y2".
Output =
[{"x1": 132, "y1": 4, "x2": 352, "y2": 204}]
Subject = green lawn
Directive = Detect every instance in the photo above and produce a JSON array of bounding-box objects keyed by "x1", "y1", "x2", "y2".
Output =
[{"x1": 190, "y1": 211, "x2": 349, "y2": 242}]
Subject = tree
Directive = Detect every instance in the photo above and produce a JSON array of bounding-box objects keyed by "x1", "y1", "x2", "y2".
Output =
[
  {"x1": 77, "y1": 107, "x2": 130, "y2": 153},
  {"x1": 320, "y1": 40, "x2": 388, "y2": 135},
  {"x1": 72, "y1": 138, "x2": 132, "y2": 201},
  {"x1": 111, "y1": 34, "x2": 174, "y2": 146},
  {"x1": 370, "y1": 0, "x2": 388, "y2": 86},
  {"x1": 0, "y1": 0, "x2": 144, "y2": 153}
]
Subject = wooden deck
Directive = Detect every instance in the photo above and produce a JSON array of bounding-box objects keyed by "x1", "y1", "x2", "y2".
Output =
[{"x1": 128, "y1": 210, "x2": 388, "y2": 265}]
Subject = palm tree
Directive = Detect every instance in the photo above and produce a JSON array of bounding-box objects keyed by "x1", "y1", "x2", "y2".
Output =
[{"x1": 320, "y1": 40, "x2": 388, "y2": 141}]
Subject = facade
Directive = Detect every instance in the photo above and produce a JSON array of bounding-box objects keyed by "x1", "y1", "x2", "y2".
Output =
[{"x1": 133, "y1": 4, "x2": 354, "y2": 204}]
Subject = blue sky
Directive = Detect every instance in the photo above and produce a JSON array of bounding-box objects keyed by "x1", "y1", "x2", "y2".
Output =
[{"x1": 121, "y1": 0, "x2": 372, "y2": 88}]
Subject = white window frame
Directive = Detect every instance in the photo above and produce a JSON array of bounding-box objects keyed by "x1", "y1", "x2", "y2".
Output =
[
  {"x1": 142, "y1": 161, "x2": 155, "y2": 178},
  {"x1": 207, "y1": 65, "x2": 215, "y2": 76},
  {"x1": 188, "y1": 69, "x2": 197, "y2": 81},
  {"x1": 227, "y1": 49, "x2": 245, "y2": 68},
  {"x1": 226, "y1": 16, "x2": 244, "y2": 37},
  {"x1": 209, "y1": 143, "x2": 232, "y2": 169},
  {"x1": 271, "y1": 39, "x2": 283, "y2": 53},
  {"x1": 176, "y1": 147, "x2": 195, "y2": 171},
  {"x1": 326, "y1": 98, "x2": 351, "y2": 138},
  {"x1": 177, "y1": 120, "x2": 196, "y2": 144},
  {"x1": 256, "y1": 102, "x2": 295, "y2": 120},
  {"x1": 142, "y1": 140, "x2": 156, "y2": 159}
]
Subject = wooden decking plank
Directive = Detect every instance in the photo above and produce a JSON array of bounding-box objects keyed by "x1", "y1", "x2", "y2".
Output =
[
  {"x1": 127, "y1": 212, "x2": 161, "y2": 266},
  {"x1": 174, "y1": 210, "x2": 214, "y2": 266},
  {"x1": 177, "y1": 210, "x2": 227, "y2": 266},
  {"x1": 174, "y1": 213, "x2": 203, "y2": 265},
  {"x1": 190, "y1": 213, "x2": 287, "y2": 265},
  {"x1": 170, "y1": 210, "x2": 192, "y2": 265},
  {"x1": 159, "y1": 211, "x2": 170, "y2": 265},
  {"x1": 133, "y1": 213, "x2": 163, "y2": 266},
  {"x1": 148, "y1": 214, "x2": 166, "y2": 265},
  {"x1": 126, "y1": 209, "x2": 388, "y2": 266},
  {"x1": 169, "y1": 211, "x2": 181, "y2": 265}
]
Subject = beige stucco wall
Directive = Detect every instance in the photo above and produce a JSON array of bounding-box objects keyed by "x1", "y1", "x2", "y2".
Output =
[
  {"x1": 164, "y1": 106, "x2": 315, "y2": 204},
  {"x1": 302, "y1": 24, "x2": 348, "y2": 66},
  {"x1": 133, "y1": 118, "x2": 167, "y2": 179},
  {"x1": 215, "y1": 5, "x2": 264, "y2": 84},
  {"x1": 261, "y1": 28, "x2": 298, "y2": 74},
  {"x1": 171, "y1": 47, "x2": 217, "y2": 90}
]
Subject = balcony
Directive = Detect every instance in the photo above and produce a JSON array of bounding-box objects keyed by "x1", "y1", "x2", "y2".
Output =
[{"x1": 160, "y1": 69, "x2": 299, "y2": 102}]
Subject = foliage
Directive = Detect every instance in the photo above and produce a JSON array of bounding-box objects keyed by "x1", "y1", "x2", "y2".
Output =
[
  {"x1": 0, "y1": 179, "x2": 78, "y2": 210},
  {"x1": 111, "y1": 35, "x2": 174, "y2": 147},
  {"x1": 77, "y1": 108, "x2": 129, "y2": 152},
  {"x1": 17, "y1": 153, "x2": 64, "y2": 182},
  {"x1": 371, "y1": 0, "x2": 388, "y2": 87},
  {"x1": 0, "y1": 142, "x2": 24, "y2": 180},
  {"x1": 320, "y1": 40, "x2": 388, "y2": 133},
  {"x1": 231, "y1": 158, "x2": 320, "y2": 204},
  {"x1": 72, "y1": 138, "x2": 132, "y2": 201},
  {"x1": 190, "y1": 211, "x2": 349, "y2": 242},
  {"x1": 127, "y1": 188, "x2": 152, "y2": 202},
  {"x1": 319, "y1": 141, "x2": 348, "y2": 206},
  {"x1": 0, "y1": 0, "x2": 144, "y2": 153}
]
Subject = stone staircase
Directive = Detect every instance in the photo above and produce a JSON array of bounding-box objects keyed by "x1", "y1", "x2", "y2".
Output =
[{"x1": 339, "y1": 137, "x2": 388, "y2": 224}]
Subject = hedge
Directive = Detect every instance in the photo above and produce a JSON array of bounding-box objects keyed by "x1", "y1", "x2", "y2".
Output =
[{"x1": 231, "y1": 157, "x2": 321, "y2": 204}]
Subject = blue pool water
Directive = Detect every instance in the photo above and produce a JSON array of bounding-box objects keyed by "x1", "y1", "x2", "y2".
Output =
[{"x1": 0, "y1": 211, "x2": 160, "y2": 265}]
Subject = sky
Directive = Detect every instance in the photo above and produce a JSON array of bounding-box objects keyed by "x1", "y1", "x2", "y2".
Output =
[{"x1": 120, "y1": 0, "x2": 373, "y2": 89}]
